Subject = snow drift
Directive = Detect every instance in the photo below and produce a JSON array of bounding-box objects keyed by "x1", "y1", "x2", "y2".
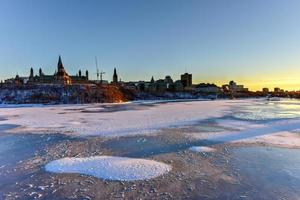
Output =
[{"x1": 45, "y1": 156, "x2": 171, "y2": 181}]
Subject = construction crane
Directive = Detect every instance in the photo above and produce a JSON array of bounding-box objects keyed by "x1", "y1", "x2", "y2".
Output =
[
  {"x1": 95, "y1": 56, "x2": 105, "y2": 83},
  {"x1": 95, "y1": 56, "x2": 99, "y2": 81},
  {"x1": 100, "y1": 71, "x2": 105, "y2": 83}
]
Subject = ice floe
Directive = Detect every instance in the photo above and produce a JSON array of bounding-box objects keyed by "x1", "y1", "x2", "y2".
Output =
[{"x1": 45, "y1": 156, "x2": 171, "y2": 181}]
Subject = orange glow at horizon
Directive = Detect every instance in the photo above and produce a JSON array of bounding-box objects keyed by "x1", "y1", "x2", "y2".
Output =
[{"x1": 194, "y1": 75, "x2": 300, "y2": 92}]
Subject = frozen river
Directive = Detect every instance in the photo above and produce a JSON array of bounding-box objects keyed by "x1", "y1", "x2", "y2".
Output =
[{"x1": 1, "y1": 99, "x2": 300, "y2": 199}]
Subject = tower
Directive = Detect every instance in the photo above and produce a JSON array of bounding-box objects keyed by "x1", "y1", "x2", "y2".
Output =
[
  {"x1": 151, "y1": 76, "x2": 155, "y2": 83},
  {"x1": 181, "y1": 73, "x2": 192, "y2": 88},
  {"x1": 86, "y1": 70, "x2": 89, "y2": 80},
  {"x1": 39, "y1": 68, "x2": 43, "y2": 77},
  {"x1": 113, "y1": 68, "x2": 118, "y2": 84},
  {"x1": 57, "y1": 55, "x2": 64, "y2": 71},
  {"x1": 29, "y1": 67, "x2": 34, "y2": 78},
  {"x1": 55, "y1": 55, "x2": 71, "y2": 84}
]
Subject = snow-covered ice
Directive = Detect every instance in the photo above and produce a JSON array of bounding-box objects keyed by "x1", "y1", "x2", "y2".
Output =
[
  {"x1": 189, "y1": 146, "x2": 216, "y2": 153},
  {"x1": 209, "y1": 119, "x2": 300, "y2": 148},
  {"x1": 1, "y1": 99, "x2": 300, "y2": 148},
  {"x1": 45, "y1": 156, "x2": 171, "y2": 181},
  {"x1": 237, "y1": 131, "x2": 300, "y2": 148},
  {"x1": 0, "y1": 100, "x2": 232, "y2": 136}
]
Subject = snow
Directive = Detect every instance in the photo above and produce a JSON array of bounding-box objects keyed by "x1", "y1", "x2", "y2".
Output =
[
  {"x1": 189, "y1": 146, "x2": 216, "y2": 152},
  {"x1": 45, "y1": 156, "x2": 171, "y2": 181},
  {"x1": 267, "y1": 97, "x2": 281, "y2": 101},
  {"x1": 0, "y1": 100, "x2": 232, "y2": 136},
  {"x1": 209, "y1": 119, "x2": 300, "y2": 148},
  {"x1": 238, "y1": 131, "x2": 300, "y2": 148},
  {"x1": 2, "y1": 99, "x2": 300, "y2": 148}
]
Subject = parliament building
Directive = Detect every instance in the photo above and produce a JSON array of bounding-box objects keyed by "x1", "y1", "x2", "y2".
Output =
[{"x1": 27, "y1": 56, "x2": 89, "y2": 85}]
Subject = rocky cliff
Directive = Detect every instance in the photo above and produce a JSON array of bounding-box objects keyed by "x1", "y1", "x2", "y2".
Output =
[{"x1": 0, "y1": 84, "x2": 136, "y2": 104}]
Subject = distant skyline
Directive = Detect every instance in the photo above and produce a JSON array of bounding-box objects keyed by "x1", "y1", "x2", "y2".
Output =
[{"x1": 1, "y1": 0, "x2": 300, "y2": 91}]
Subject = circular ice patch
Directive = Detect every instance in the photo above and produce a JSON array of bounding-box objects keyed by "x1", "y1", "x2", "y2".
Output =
[
  {"x1": 45, "y1": 156, "x2": 171, "y2": 181},
  {"x1": 189, "y1": 146, "x2": 216, "y2": 153}
]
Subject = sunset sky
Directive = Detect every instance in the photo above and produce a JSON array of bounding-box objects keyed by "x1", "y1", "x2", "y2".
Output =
[{"x1": 0, "y1": 0, "x2": 300, "y2": 91}]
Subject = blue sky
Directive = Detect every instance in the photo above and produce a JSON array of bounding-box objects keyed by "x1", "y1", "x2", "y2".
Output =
[{"x1": 1, "y1": 0, "x2": 300, "y2": 90}]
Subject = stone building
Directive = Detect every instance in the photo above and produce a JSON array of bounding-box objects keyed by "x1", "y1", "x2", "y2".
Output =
[
  {"x1": 128, "y1": 75, "x2": 184, "y2": 93},
  {"x1": 181, "y1": 73, "x2": 192, "y2": 88},
  {"x1": 27, "y1": 56, "x2": 89, "y2": 85},
  {"x1": 54, "y1": 56, "x2": 71, "y2": 84},
  {"x1": 222, "y1": 81, "x2": 248, "y2": 92}
]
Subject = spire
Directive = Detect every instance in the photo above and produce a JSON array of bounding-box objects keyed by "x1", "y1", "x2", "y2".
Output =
[
  {"x1": 151, "y1": 76, "x2": 154, "y2": 83},
  {"x1": 30, "y1": 67, "x2": 34, "y2": 78},
  {"x1": 86, "y1": 70, "x2": 89, "y2": 79},
  {"x1": 113, "y1": 68, "x2": 118, "y2": 84},
  {"x1": 57, "y1": 55, "x2": 64, "y2": 70}
]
